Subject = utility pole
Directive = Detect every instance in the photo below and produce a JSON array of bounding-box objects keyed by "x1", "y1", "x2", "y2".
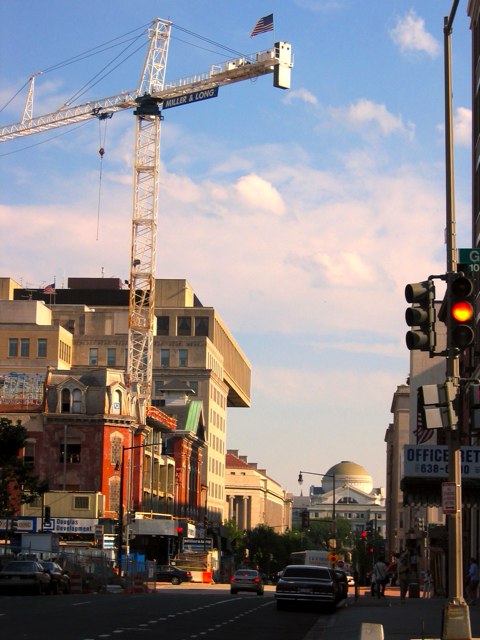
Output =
[{"x1": 441, "y1": 2, "x2": 472, "y2": 638}]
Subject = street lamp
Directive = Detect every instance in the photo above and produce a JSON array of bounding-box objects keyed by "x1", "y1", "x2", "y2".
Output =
[
  {"x1": 116, "y1": 440, "x2": 155, "y2": 573},
  {"x1": 298, "y1": 471, "x2": 336, "y2": 548}
]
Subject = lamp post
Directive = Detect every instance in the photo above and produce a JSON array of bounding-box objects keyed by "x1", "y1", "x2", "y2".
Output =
[
  {"x1": 116, "y1": 440, "x2": 154, "y2": 574},
  {"x1": 298, "y1": 471, "x2": 336, "y2": 549}
]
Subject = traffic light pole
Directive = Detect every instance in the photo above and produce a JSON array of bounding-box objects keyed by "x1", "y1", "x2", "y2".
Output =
[{"x1": 441, "y1": 2, "x2": 471, "y2": 638}]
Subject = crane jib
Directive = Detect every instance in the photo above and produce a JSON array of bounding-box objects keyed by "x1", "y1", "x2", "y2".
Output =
[{"x1": 161, "y1": 87, "x2": 219, "y2": 110}]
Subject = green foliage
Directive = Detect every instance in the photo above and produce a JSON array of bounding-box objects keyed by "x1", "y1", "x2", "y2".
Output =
[{"x1": 0, "y1": 417, "x2": 48, "y2": 516}]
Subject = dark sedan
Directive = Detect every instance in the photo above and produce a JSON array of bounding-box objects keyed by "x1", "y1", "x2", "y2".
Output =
[
  {"x1": 0, "y1": 560, "x2": 51, "y2": 595},
  {"x1": 155, "y1": 565, "x2": 192, "y2": 585},
  {"x1": 275, "y1": 565, "x2": 340, "y2": 611},
  {"x1": 39, "y1": 561, "x2": 70, "y2": 594}
]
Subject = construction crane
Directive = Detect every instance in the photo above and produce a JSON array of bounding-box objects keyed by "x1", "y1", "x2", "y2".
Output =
[{"x1": 0, "y1": 18, "x2": 293, "y2": 422}]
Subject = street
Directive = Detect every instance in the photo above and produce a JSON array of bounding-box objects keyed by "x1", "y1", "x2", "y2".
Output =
[{"x1": 2, "y1": 583, "x2": 480, "y2": 640}]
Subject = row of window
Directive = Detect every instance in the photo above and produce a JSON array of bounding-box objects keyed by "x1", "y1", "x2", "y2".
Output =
[
  {"x1": 8, "y1": 337, "x2": 72, "y2": 363},
  {"x1": 157, "y1": 316, "x2": 209, "y2": 337},
  {"x1": 9, "y1": 337, "x2": 47, "y2": 358},
  {"x1": 88, "y1": 347, "x2": 189, "y2": 368}
]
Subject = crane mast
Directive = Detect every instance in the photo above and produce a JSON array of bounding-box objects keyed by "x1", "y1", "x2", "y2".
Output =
[
  {"x1": 128, "y1": 20, "x2": 170, "y2": 418},
  {"x1": 0, "y1": 19, "x2": 293, "y2": 423}
]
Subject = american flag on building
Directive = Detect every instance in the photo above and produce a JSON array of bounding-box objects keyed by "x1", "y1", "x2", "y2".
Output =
[
  {"x1": 44, "y1": 282, "x2": 56, "y2": 294},
  {"x1": 250, "y1": 14, "x2": 274, "y2": 38},
  {"x1": 414, "y1": 392, "x2": 434, "y2": 444}
]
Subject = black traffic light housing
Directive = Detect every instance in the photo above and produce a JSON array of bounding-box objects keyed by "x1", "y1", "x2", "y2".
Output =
[
  {"x1": 301, "y1": 510, "x2": 310, "y2": 529},
  {"x1": 445, "y1": 272, "x2": 475, "y2": 352},
  {"x1": 405, "y1": 279, "x2": 436, "y2": 353}
]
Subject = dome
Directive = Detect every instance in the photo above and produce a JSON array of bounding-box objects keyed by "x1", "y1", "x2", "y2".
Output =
[{"x1": 322, "y1": 460, "x2": 373, "y2": 494}]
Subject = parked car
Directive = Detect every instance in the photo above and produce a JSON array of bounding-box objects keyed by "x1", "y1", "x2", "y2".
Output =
[
  {"x1": 230, "y1": 569, "x2": 264, "y2": 595},
  {"x1": 38, "y1": 561, "x2": 70, "y2": 594},
  {"x1": 0, "y1": 560, "x2": 51, "y2": 595},
  {"x1": 156, "y1": 565, "x2": 192, "y2": 585},
  {"x1": 275, "y1": 564, "x2": 340, "y2": 611},
  {"x1": 334, "y1": 569, "x2": 349, "y2": 600}
]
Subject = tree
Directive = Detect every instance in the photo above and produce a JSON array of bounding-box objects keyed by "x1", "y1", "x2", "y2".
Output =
[{"x1": 0, "y1": 417, "x2": 48, "y2": 516}]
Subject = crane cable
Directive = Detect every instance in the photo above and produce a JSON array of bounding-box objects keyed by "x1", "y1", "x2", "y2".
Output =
[{"x1": 96, "y1": 115, "x2": 109, "y2": 241}]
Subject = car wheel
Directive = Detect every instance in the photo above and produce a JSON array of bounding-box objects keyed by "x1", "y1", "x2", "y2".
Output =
[
  {"x1": 276, "y1": 600, "x2": 287, "y2": 610},
  {"x1": 230, "y1": 589, "x2": 237, "y2": 595},
  {"x1": 50, "y1": 582, "x2": 59, "y2": 595},
  {"x1": 257, "y1": 590, "x2": 264, "y2": 596},
  {"x1": 171, "y1": 576, "x2": 181, "y2": 585}
]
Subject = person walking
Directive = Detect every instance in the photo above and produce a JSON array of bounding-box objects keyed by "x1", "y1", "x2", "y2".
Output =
[
  {"x1": 398, "y1": 550, "x2": 411, "y2": 603},
  {"x1": 466, "y1": 558, "x2": 480, "y2": 605},
  {"x1": 373, "y1": 556, "x2": 388, "y2": 598},
  {"x1": 422, "y1": 569, "x2": 432, "y2": 599}
]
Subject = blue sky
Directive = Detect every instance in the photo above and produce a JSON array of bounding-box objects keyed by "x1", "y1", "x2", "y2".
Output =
[{"x1": 0, "y1": 1, "x2": 472, "y2": 493}]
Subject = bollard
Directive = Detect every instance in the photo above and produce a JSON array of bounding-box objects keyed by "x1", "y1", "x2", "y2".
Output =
[{"x1": 359, "y1": 623, "x2": 384, "y2": 640}]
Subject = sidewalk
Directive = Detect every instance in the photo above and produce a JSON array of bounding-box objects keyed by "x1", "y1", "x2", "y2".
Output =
[{"x1": 305, "y1": 585, "x2": 480, "y2": 639}]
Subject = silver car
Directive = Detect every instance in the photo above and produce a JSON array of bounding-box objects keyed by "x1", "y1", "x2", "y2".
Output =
[{"x1": 230, "y1": 569, "x2": 264, "y2": 595}]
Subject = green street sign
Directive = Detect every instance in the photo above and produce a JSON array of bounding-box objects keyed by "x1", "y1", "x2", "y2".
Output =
[{"x1": 458, "y1": 248, "x2": 480, "y2": 270}]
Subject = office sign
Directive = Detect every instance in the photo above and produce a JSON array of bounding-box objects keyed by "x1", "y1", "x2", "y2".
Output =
[{"x1": 403, "y1": 445, "x2": 480, "y2": 478}]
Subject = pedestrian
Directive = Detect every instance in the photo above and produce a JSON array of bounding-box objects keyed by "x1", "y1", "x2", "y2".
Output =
[
  {"x1": 422, "y1": 569, "x2": 432, "y2": 599},
  {"x1": 370, "y1": 570, "x2": 377, "y2": 597},
  {"x1": 466, "y1": 558, "x2": 480, "y2": 605},
  {"x1": 373, "y1": 556, "x2": 388, "y2": 598},
  {"x1": 398, "y1": 550, "x2": 411, "y2": 603}
]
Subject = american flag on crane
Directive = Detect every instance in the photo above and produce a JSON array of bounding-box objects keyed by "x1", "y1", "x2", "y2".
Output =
[{"x1": 250, "y1": 14, "x2": 274, "y2": 38}]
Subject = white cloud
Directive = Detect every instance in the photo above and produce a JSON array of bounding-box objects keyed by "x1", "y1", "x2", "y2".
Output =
[
  {"x1": 329, "y1": 99, "x2": 414, "y2": 139},
  {"x1": 283, "y1": 88, "x2": 318, "y2": 106},
  {"x1": 234, "y1": 173, "x2": 286, "y2": 215},
  {"x1": 454, "y1": 107, "x2": 472, "y2": 147},
  {"x1": 389, "y1": 10, "x2": 440, "y2": 58}
]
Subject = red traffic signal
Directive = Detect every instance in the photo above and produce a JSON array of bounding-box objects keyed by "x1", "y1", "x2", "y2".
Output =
[
  {"x1": 447, "y1": 274, "x2": 475, "y2": 350},
  {"x1": 361, "y1": 530, "x2": 367, "y2": 539}
]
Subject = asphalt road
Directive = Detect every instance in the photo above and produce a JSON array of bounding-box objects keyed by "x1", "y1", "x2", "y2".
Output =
[{"x1": 0, "y1": 584, "x2": 329, "y2": 640}]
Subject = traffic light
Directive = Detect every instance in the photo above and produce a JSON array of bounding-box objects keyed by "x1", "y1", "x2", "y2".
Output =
[
  {"x1": 43, "y1": 506, "x2": 51, "y2": 525},
  {"x1": 301, "y1": 510, "x2": 310, "y2": 529},
  {"x1": 418, "y1": 382, "x2": 457, "y2": 430},
  {"x1": 405, "y1": 279, "x2": 436, "y2": 352},
  {"x1": 446, "y1": 273, "x2": 475, "y2": 352}
]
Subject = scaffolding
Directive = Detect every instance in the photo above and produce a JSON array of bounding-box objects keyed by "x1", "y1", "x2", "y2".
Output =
[{"x1": 0, "y1": 372, "x2": 45, "y2": 410}]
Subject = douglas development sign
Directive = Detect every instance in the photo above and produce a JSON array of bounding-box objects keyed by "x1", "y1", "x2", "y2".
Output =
[{"x1": 403, "y1": 445, "x2": 480, "y2": 478}]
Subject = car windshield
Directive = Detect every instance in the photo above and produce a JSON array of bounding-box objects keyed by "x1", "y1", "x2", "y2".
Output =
[
  {"x1": 283, "y1": 567, "x2": 330, "y2": 579},
  {"x1": 2, "y1": 561, "x2": 38, "y2": 572}
]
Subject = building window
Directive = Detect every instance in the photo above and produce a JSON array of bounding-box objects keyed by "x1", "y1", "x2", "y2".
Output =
[
  {"x1": 73, "y1": 496, "x2": 89, "y2": 510},
  {"x1": 157, "y1": 316, "x2": 169, "y2": 336},
  {"x1": 160, "y1": 349, "x2": 170, "y2": 367},
  {"x1": 61, "y1": 389, "x2": 71, "y2": 413},
  {"x1": 195, "y1": 317, "x2": 209, "y2": 336},
  {"x1": 112, "y1": 390, "x2": 122, "y2": 414},
  {"x1": 179, "y1": 349, "x2": 188, "y2": 367},
  {"x1": 37, "y1": 338, "x2": 47, "y2": 358},
  {"x1": 20, "y1": 338, "x2": 30, "y2": 357},
  {"x1": 89, "y1": 348, "x2": 98, "y2": 365},
  {"x1": 8, "y1": 338, "x2": 18, "y2": 357},
  {"x1": 188, "y1": 381, "x2": 198, "y2": 394},
  {"x1": 111, "y1": 435, "x2": 122, "y2": 465},
  {"x1": 24, "y1": 442, "x2": 35, "y2": 465},
  {"x1": 72, "y1": 389, "x2": 82, "y2": 414},
  {"x1": 107, "y1": 348, "x2": 116, "y2": 366},
  {"x1": 60, "y1": 444, "x2": 81, "y2": 463},
  {"x1": 177, "y1": 316, "x2": 191, "y2": 336}
]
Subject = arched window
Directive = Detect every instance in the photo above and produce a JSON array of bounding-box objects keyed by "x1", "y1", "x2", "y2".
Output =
[
  {"x1": 112, "y1": 390, "x2": 122, "y2": 414},
  {"x1": 61, "y1": 389, "x2": 71, "y2": 413},
  {"x1": 72, "y1": 389, "x2": 82, "y2": 413}
]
